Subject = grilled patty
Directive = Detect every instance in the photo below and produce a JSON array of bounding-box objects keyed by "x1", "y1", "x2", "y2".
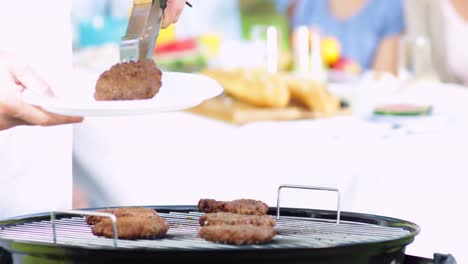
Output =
[
  {"x1": 199, "y1": 224, "x2": 275, "y2": 245},
  {"x1": 199, "y1": 212, "x2": 276, "y2": 227},
  {"x1": 85, "y1": 207, "x2": 158, "y2": 225},
  {"x1": 198, "y1": 199, "x2": 269, "y2": 215},
  {"x1": 92, "y1": 216, "x2": 169, "y2": 240},
  {"x1": 94, "y1": 59, "x2": 162, "y2": 101}
]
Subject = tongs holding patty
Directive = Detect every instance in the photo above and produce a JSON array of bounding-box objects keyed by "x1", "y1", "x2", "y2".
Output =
[{"x1": 119, "y1": 0, "x2": 191, "y2": 62}]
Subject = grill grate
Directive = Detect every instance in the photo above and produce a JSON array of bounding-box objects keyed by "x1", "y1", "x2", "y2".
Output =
[{"x1": 0, "y1": 211, "x2": 411, "y2": 250}]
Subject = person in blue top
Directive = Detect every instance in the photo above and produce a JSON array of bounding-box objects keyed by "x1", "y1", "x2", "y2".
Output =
[{"x1": 289, "y1": 0, "x2": 405, "y2": 74}]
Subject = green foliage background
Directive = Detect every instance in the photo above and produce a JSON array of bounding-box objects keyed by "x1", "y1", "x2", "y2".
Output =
[{"x1": 239, "y1": 0, "x2": 291, "y2": 50}]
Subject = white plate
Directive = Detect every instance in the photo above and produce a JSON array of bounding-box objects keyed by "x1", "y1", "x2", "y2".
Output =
[{"x1": 22, "y1": 72, "x2": 223, "y2": 117}]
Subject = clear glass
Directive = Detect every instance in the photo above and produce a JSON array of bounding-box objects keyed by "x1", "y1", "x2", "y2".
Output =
[
  {"x1": 250, "y1": 25, "x2": 282, "y2": 73},
  {"x1": 400, "y1": 35, "x2": 440, "y2": 82}
]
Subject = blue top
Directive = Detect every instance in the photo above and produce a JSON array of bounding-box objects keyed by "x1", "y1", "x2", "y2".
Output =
[{"x1": 291, "y1": 0, "x2": 405, "y2": 69}]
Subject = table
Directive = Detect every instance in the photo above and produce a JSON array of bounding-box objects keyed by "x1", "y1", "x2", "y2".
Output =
[{"x1": 72, "y1": 70, "x2": 468, "y2": 262}]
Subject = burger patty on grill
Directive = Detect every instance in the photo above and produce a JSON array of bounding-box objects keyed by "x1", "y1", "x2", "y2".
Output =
[
  {"x1": 198, "y1": 199, "x2": 269, "y2": 215},
  {"x1": 199, "y1": 212, "x2": 276, "y2": 227},
  {"x1": 198, "y1": 224, "x2": 275, "y2": 245},
  {"x1": 94, "y1": 59, "x2": 162, "y2": 101},
  {"x1": 91, "y1": 216, "x2": 169, "y2": 240},
  {"x1": 85, "y1": 207, "x2": 158, "y2": 225}
]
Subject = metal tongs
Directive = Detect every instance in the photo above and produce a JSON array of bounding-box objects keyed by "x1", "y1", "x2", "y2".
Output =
[{"x1": 119, "y1": 0, "x2": 191, "y2": 62}]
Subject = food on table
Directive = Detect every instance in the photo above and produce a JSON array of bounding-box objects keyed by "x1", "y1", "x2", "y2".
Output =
[
  {"x1": 154, "y1": 37, "x2": 208, "y2": 73},
  {"x1": 201, "y1": 68, "x2": 341, "y2": 116},
  {"x1": 331, "y1": 57, "x2": 362, "y2": 75},
  {"x1": 374, "y1": 104, "x2": 433, "y2": 116},
  {"x1": 282, "y1": 75, "x2": 341, "y2": 115},
  {"x1": 321, "y1": 37, "x2": 342, "y2": 66},
  {"x1": 198, "y1": 199, "x2": 269, "y2": 215},
  {"x1": 85, "y1": 207, "x2": 158, "y2": 225},
  {"x1": 91, "y1": 216, "x2": 169, "y2": 240},
  {"x1": 201, "y1": 69, "x2": 291, "y2": 108},
  {"x1": 198, "y1": 224, "x2": 276, "y2": 245},
  {"x1": 199, "y1": 212, "x2": 276, "y2": 227},
  {"x1": 94, "y1": 59, "x2": 162, "y2": 101}
]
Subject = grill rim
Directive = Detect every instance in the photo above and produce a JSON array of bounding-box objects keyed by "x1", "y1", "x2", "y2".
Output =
[{"x1": 0, "y1": 205, "x2": 420, "y2": 259}]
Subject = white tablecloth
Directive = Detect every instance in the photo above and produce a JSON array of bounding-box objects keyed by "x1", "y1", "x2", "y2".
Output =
[{"x1": 73, "y1": 70, "x2": 468, "y2": 261}]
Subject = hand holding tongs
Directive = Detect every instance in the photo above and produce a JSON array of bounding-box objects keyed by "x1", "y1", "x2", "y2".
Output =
[{"x1": 119, "y1": 0, "x2": 191, "y2": 62}]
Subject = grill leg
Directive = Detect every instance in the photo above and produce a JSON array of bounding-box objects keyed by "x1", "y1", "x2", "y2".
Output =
[
  {"x1": 404, "y1": 254, "x2": 458, "y2": 264},
  {"x1": 0, "y1": 248, "x2": 12, "y2": 264}
]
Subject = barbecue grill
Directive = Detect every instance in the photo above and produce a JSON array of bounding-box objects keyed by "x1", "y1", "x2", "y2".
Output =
[{"x1": 0, "y1": 185, "x2": 457, "y2": 264}]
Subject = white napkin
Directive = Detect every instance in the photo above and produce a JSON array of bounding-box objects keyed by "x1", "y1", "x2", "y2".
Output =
[{"x1": 350, "y1": 71, "x2": 405, "y2": 119}]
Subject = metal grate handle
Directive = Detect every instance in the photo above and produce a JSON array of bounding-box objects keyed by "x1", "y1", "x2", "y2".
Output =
[
  {"x1": 276, "y1": 185, "x2": 341, "y2": 224},
  {"x1": 50, "y1": 210, "x2": 119, "y2": 247}
]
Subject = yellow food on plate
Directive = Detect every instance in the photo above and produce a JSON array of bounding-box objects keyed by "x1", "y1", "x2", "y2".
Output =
[
  {"x1": 280, "y1": 74, "x2": 341, "y2": 115},
  {"x1": 201, "y1": 69, "x2": 340, "y2": 116},
  {"x1": 201, "y1": 69, "x2": 291, "y2": 108},
  {"x1": 321, "y1": 37, "x2": 341, "y2": 66}
]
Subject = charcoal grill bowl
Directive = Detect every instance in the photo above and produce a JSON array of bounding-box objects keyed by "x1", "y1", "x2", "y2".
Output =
[{"x1": 0, "y1": 206, "x2": 420, "y2": 264}]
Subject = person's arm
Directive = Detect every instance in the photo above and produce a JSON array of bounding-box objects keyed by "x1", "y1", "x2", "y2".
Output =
[
  {"x1": 0, "y1": 53, "x2": 83, "y2": 131},
  {"x1": 371, "y1": 0, "x2": 405, "y2": 75},
  {"x1": 288, "y1": 0, "x2": 308, "y2": 30},
  {"x1": 287, "y1": 1, "x2": 299, "y2": 20},
  {"x1": 161, "y1": 0, "x2": 187, "y2": 28},
  {"x1": 372, "y1": 35, "x2": 401, "y2": 74}
]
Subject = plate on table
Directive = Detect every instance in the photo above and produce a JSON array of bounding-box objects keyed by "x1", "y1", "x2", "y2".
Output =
[
  {"x1": 22, "y1": 72, "x2": 223, "y2": 117},
  {"x1": 374, "y1": 104, "x2": 433, "y2": 117}
]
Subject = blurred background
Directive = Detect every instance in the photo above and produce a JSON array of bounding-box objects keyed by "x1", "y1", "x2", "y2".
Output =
[
  {"x1": 72, "y1": 0, "x2": 289, "y2": 72},
  {"x1": 71, "y1": 0, "x2": 446, "y2": 80}
]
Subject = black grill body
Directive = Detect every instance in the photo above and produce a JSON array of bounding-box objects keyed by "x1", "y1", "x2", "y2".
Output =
[{"x1": 0, "y1": 206, "x2": 422, "y2": 264}]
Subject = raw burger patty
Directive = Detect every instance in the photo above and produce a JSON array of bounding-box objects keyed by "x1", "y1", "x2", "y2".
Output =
[
  {"x1": 199, "y1": 224, "x2": 275, "y2": 245},
  {"x1": 199, "y1": 212, "x2": 276, "y2": 227},
  {"x1": 198, "y1": 199, "x2": 269, "y2": 215},
  {"x1": 92, "y1": 216, "x2": 169, "y2": 240}
]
